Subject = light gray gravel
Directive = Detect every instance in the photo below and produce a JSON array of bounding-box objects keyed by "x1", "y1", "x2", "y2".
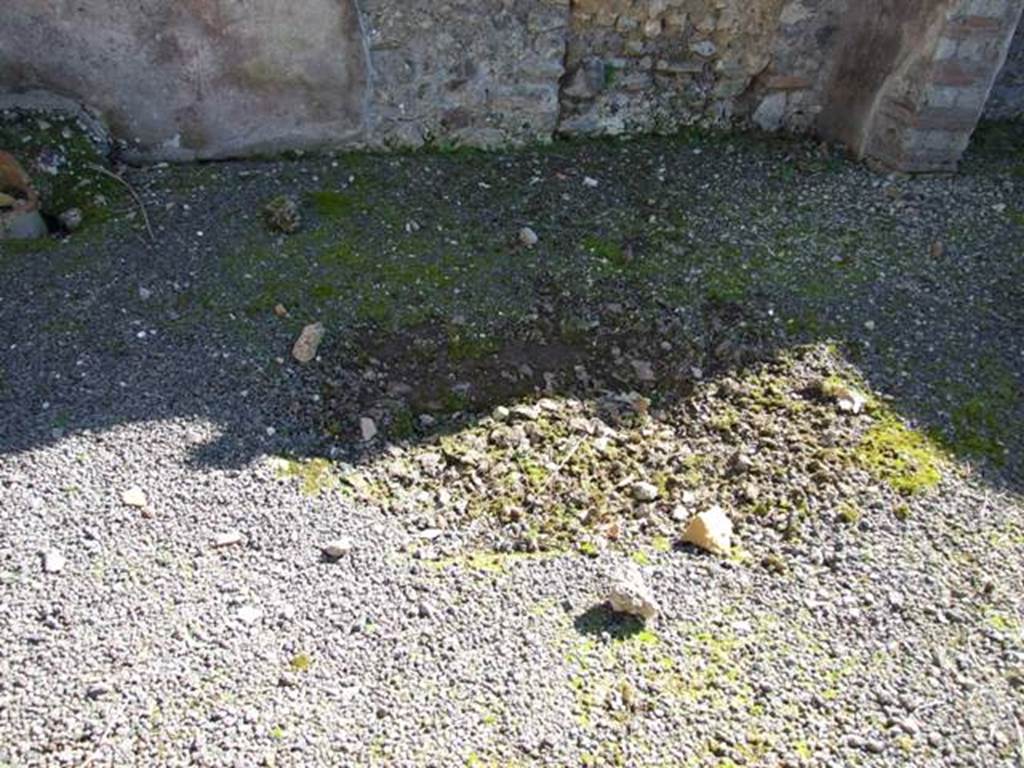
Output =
[{"x1": 1, "y1": 125, "x2": 1023, "y2": 767}]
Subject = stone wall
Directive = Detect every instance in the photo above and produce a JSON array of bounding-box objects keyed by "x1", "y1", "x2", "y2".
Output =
[
  {"x1": 359, "y1": 0, "x2": 570, "y2": 149},
  {"x1": 986, "y1": 15, "x2": 1024, "y2": 118},
  {"x1": 0, "y1": 0, "x2": 1021, "y2": 169}
]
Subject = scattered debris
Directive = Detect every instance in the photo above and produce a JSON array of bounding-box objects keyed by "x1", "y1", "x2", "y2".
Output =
[
  {"x1": 681, "y1": 506, "x2": 733, "y2": 556},
  {"x1": 0, "y1": 150, "x2": 46, "y2": 240},
  {"x1": 630, "y1": 359, "x2": 656, "y2": 382},
  {"x1": 264, "y1": 195, "x2": 301, "y2": 234},
  {"x1": 607, "y1": 563, "x2": 659, "y2": 621},
  {"x1": 292, "y1": 322, "x2": 325, "y2": 363},
  {"x1": 58, "y1": 207, "x2": 83, "y2": 232}
]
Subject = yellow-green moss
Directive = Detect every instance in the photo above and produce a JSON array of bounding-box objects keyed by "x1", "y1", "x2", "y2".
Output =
[
  {"x1": 272, "y1": 457, "x2": 340, "y2": 496},
  {"x1": 855, "y1": 416, "x2": 944, "y2": 495}
]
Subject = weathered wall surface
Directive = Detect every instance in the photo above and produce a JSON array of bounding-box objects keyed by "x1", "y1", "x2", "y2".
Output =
[
  {"x1": 359, "y1": 0, "x2": 570, "y2": 149},
  {"x1": 986, "y1": 15, "x2": 1024, "y2": 118},
  {"x1": 559, "y1": 0, "x2": 787, "y2": 135},
  {"x1": 0, "y1": 0, "x2": 369, "y2": 160},
  {"x1": 818, "y1": 0, "x2": 957, "y2": 166},
  {"x1": 0, "y1": 0, "x2": 1021, "y2": 169}
]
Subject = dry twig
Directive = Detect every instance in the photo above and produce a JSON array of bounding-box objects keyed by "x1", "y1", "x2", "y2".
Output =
[{"x1": 88, "y1": 163, "x2": 155, "y2": 242}]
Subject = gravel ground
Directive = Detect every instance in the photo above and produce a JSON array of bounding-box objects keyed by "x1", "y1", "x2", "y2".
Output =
[{"x1": 1, "y1": 121, "x2": 1023, "y2": 767}]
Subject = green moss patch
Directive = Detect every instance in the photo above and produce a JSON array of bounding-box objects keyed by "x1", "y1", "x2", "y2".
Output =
[
  {"x1": 270, "y1": 456, "x2": 340, "y2": 496},
  {"x1": 0, "y1": 110, "x2": 124, "y2": 228},
  {"x1": 855, "y1": 416, "x2": 945, "y2": 495}
]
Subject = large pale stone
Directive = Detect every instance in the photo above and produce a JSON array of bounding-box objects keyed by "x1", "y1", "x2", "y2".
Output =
[{"x1": 681, "y1": 506, "x2": 734, "y2": 556}]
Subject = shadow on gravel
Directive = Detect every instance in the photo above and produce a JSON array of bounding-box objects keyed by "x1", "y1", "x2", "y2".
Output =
[
  {"x1": 574, "y1": 604, "x2": 647, "y2": 641},
  {"x1": 1, "y1": 123, "x2": 1021, "y2": 499}
]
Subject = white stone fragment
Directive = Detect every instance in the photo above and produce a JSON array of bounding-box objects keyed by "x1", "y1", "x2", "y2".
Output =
[
  {"x1": 835, "y1": 387, "x2": 867, "y2": 415},
  {"x1": 42, "y1": 549, "x2": 66, "y2": 574},
  {"x1": 213, "y1": 530, "x2": 244, "y2": 548},
  {"x1": 236, "y1": 605, "x2": 263, "y2": 625},
  {"x1": 121, "y1": 486, "x2": 147, "y2": 508},
  {"x1": 607, "y1": 563, "x2": 659, "y2": 621},
  {"x1": 681, "y1": 505, "x2": 733, "y2": 556}
]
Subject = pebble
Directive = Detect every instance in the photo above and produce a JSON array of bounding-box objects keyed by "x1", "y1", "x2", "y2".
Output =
[
  {"x1": 292, "y1": 322, "x2": 325, "y2": 363},
  {"x1": 42, "y1": 549, "x2": 66, "y2": 574},
  {"x1": 518, "y1": 226, "x2": 538, "y2": 247},
  {"x1": 322, "y1": 537, "x2": 353, "y2": 560},
  {"x1": 213, "y1": 530, "x2": 244, "y2": 548},
  {"x1": 85, "y1": 682, "x2": 113, "y2": 700},
  {"x1": 360, "y1": 417, "x2": 378, "y2": 442},
  {"x1": 632, "y1": 481, "x2": 660, "y2": 502},
  {"x1": 236, "y1": 605, "x2": 263, "y2": 625},
  {"x1": 121, "y1": 486, "x2": 148, "y2": 508}
]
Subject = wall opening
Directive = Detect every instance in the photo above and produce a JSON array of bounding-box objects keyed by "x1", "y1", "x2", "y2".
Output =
[{"x1": 982, "y1": 13, "x2": 1024, "y2": 121}]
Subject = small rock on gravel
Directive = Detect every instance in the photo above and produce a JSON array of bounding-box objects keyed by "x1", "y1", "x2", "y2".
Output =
[
  {"x1": 42, "y1": 549, "x2": 66, "y2": 573},
  {"x1": 58, "y1": 208, "x2": 83, "y2": 232},
  {"x1": 518, "y1": 226, "x2": 538, "y2": 247},
  {"x1": 322, "y1": 537, "x2": 353, "y2": 560},
  {"x1": 360, "y1": 417, "x2": 378, "y2": 442},
  {"x1": 632, "y1": 481, "x2": 660, "y2": 502},
  {"x1": 86, "y1": 682, "x2": 113, "y2": 700},
  {"x1": 682, "y1": 506, "x2": 733, "y2": 556},
  {"x1": 236, "y1": 605, "x2": 263, "y2": 625},
  {"x1": 213, "y1": 530, "x2": 244, "y2": 548},
  {"x1": 120, "y1": 486, "x2": 147, "y2": 508},
  {"x1": 292, "y1": 322, "x2": 325, "y2": 363},
  {"x1": 607, "y1": 563, "x2": 659, "y2": 621}
]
